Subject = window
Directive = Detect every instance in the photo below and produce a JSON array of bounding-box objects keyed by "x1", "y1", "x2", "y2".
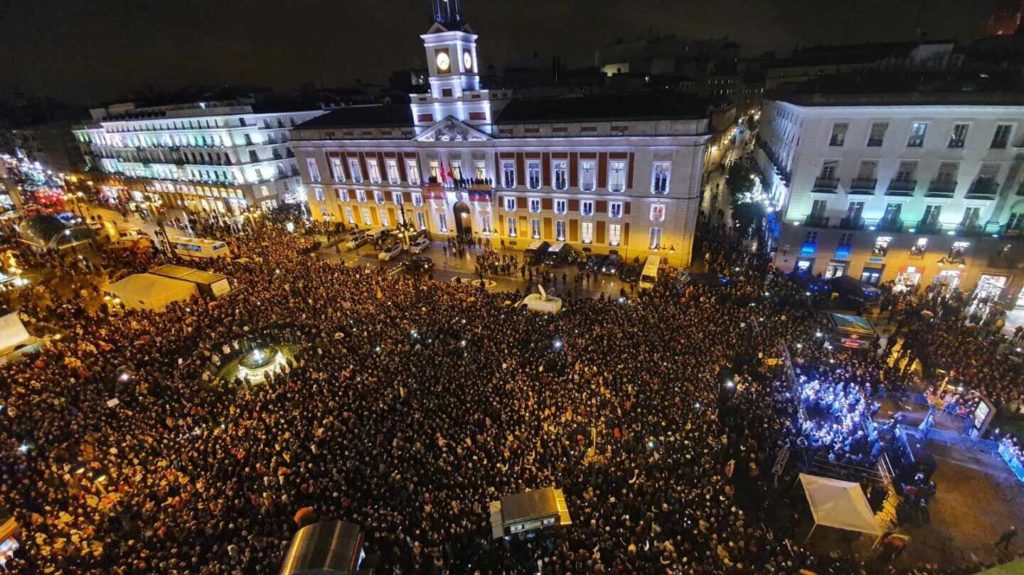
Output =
[
  {"x1": 838, "y1": 233, "x2": 853, "y2": 248},
  {"x1": 506, "y1": 216, "x2": 518, "y2": 237},
  {"x1": 810, "y1": 199, "x2": 828, "y2": 219},
  {"x1": 867, "y1": 122, "x2": 888, "y2": 147},
  {"x1": 907, "y1": 122, "x2": 928, "y2": 147},
  {"x1": 552, "y1": 160, "x2": 568, "y2": 190},
  {"x1": 412, "y1": 192, "x2": 423, "y2": 207},
  {"x1": 554, "y1": 199, "x2": 567, "y2": 215},
  {"x1": 437, "y1": 212, "x2": 448, "y2": 233},
  {"x1": 529, "y1": 198, "x2": 541, "y2": 213},
  {"x1": 582, "y1": 222, "x2": 594, "y2": 244},
  {"x1": 650, "y1": 204, "x2": 666, "y2": 222},
  {"x1": 362, "y1": 159, "x2": 379, "y2": 184},
  {"x1": 474, "y1": 160, "x2": 487, "y2": 180},
  {"x1": 501, "y1": 196, "x2": 516, "y2": 212},
  {"x1": 406, "y1": 160, "x2": 420, "y2": 185},
  {"x1": 608, "y1": 160, "x2": 626, "y2": 192},
  {"x1": 393, "y1": 192, "x2": 403, "y2": 205},
  {"x1": 531, "y1": 219, "x2": 541, "y2": 239},
  {"x1": 992, "y1": 124, "x2": 1013, "y2": 149},
  {"x1": 502, "y1": 161, "x2": 516, "y2": 188},
  {"x1": 527, "y1": 161, "x2": 541, "y2": 189},
  {"x1": 314, "y1": 187, "x2": 325, "y2": 202},
  {"x1": 895, "y1": 161, "x2": 917, "y2": 182},
  {"x1": 921, "y1": 205, "x2": 942, "y2": 229},
  {"x1": 337, "y1": 189, "x2": 349, "y2": 202},
  {"x1": 429, "y1": 160, "x2": 440, "y2": 182},
  {"x1": 415, "y1": 211, "x2": 426, "y2": 230},
  {"x1": 935, "y1": 162, "x2": 958, "y2": 185},
  {"x1": 911, "y1": 237, "x2": 928, "y2": 255},
  {"x1": 581, "y1": 200, "x2": 594, "y2": 216},
  {"x1": 450, "y1": 159, "x2": 463, "y2": 180},
  {"x1": 306, "y1": 158, "x2": 321, "y2": 183},
  {"x1": 480, "y1": 214, "x2": 492, "y2": 234},
  {"x1": 378, "y1": 207, "x2": 391, "y2": 227},
  {"x1": 356, "y1": 190, "x2": 367, "y2": 203},
  {"x1": 259, "y1": 185, "x2": 270, "y2": 197},
  {"x1": 344, "y1": 207, "x2": 355, "y2": 224},
  {"x1": 331, "y1": 158, "x2": 345, "y2": 182},
  {"x1": 970, "y1": 163, "x2": 1000, "y2": 196},
  {"x1": 608, "y1": 223, "x2": 622, "y2": 246},
  {"x1": 349, "y1": 159, "x2": 363, "y2": 183},
  {"x1": 804, "y1": 231, "x2": 819, "y2": 244},
  {"x1": 555, "y1": 220, "x2": 566, "y2": 241},
  {"x1": 652, "y1": 162, "x2": 671, "y2": 194},
  {"x1": 845, "y1": 201, "x2": 864, "y2": 221},
  {"x1": 649, "y1": 226, "x2": 662, "y2": 248},
  {"x1": 960, "y1": 207, "x2": 981, "y2": 229},
  {"x1": 829, "y1": 122, "x2": 849, "y2": 146},
  {"x1": 361, "y1": 207, "x2": 373, "y2": 226},
  {"x1": 386, "y1": 159, "x2": 401, "y2": 185},
  {"x1": 374, "y1": 191, "x2": 385, "y2": 204},
  {"x1": 819, "y1": 160, "x2": 839, "y2": 180},
  {"x1": 948, "y1": 123, "x2": 969, "y2": 148},
  {"x1": 856, "y1": 160, "x2": 878, "y2": 180},
  {"x1": 873, "y1": 236, "x2": 892, "y2": 256},
  {"x1": 579, "y1": 160, "x2": 596, "y2": 191},
  {"x1": 609, "y1": 201, "x2": 623, "y2": 218}
]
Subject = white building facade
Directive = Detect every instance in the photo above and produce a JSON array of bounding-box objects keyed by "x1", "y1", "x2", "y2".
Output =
[
  {"x1": 293, "y1": 0, "x2": 709, "y2": 267},
  {"x1": 73, "y1": 101, "x2": 325, "y2": 214},
  {"x1": 758, "y1": 94, "x2": 1024, "y2": 301}
]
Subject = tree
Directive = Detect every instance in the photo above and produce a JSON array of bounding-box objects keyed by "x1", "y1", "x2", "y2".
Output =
[{"x1": 725, "y1": 160, "x2": 764, "y2": 237}]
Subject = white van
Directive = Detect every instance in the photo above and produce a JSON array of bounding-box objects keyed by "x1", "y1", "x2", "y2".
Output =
[
  {"x1": 639, "y1": 255, "x2": 662, "y2": 292},
  {"x1": 170, "y1": 237, "x2": 231, "y2": 259},
  {"x1": 364, "y1": 228, "x2": 389, "y2": 241}
]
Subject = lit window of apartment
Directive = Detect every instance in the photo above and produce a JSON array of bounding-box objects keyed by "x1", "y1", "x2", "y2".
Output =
[
  {"x1": 907, "y1": 122, "x2": 927, "y2": 147},
  {"x1": 608, "y1": 160, "x2": 626, "y2": 192},
  {"x1": 314, "y1": 187, "x2": 325, "y2": 202},
  {"x1": 866, "y1": 122, "x2": 887, "y2": 147},
  {"x1": 415, "y1": 211, "x2": 427, "y2": 230},
  {"x1": 652, "y1": 162, "x2": 671, "y2": 194},
  {"x1": 344, "y1": 207, "x2": 356, "y2": 224},
  {"x1": 552, "y1": 160, "x2": 568, "y2": 190},
  {"x1": 474, "y1": 160, "x2": 487, "y2": 180},
  {"x1": 356, "y1": 190, "x2": 367, "y2": 203},
  {"x1": 386, "y1": 159, "x2": 401, "y2": 185},
  {"x1": 948, "y1": 123, "x2": 969, "y2": 148},
  {"x1": 829, "y1": 122, "x2": 849, "y2": 146},
  {"x1": 650, "y1": 204, "x2": 666, "y2": 222},
  {"x1": 579, "y1": 160, "x2": 596, "y2": 191},
  {"x1": 374, "y1": 191, "x2": 385, "y2": 204},
  {"x1": 504, "y1": 196, "x2": 517, "y2": 211},
  {"x1": 349, "y1": 159, "x2": 363, "y2": 183},
  {"x1": 555, "y1": 220, "x2": 566, "y2": 241},
  {"x1": 531, "y1": 219, "x2": 541, "y2": 239},
  {"x1": 528, "y1": 198, "x2": 541, "y2": 213},
  {"x1": 378, "y1": 207, "x2": 391, "y2": 227},
  {"x1": 649, "y1": 226, "x2": 663, "y2": 248},
  {"x1": 306, "y1": 158, "x2": 321, "y2": 183},
  {"x1": 437, "y1": 212, "x2": 449, "y2": 232},
  {"x1": 502, "y1": 161, "x2": 516, "y2": 188},
  {"x1": 330, "y1": 158, "x2": 345, "y2": 182},
  {"x1": 506, "y1": 216, "x2": 518, "y2": 237},
  {"x1": 581, "y1": 200, "x2": 594, "y2": 216},
  {"x1": 412, "y1": 192, "x2": 423, "y2": 207},
  {"x1": 581, "y1": 222, "x2": 594, "y2": 244},
  {"x1": 429, "y1": 160, "x2": 440, "y2": 181},
  {"x1": 609, "y1": 201, "x2": 623, "y2": 218},
  {"x1": 450, "y1": 160, "x2": 463, "y2": 180},
  {"x1": 527, "y1": 161, "x2": 541, "y2": 190},
  {"x1": 406, "y1": 159, "x2": 421, "y2": 185},
  {"x1": 608, "y1": 223, "x2": 622, "y2": 246},
  {"x1": 367, "y1": 159, "x2": 382, "y2": 183},
  {"x1": 337, "y1": 189, "x2": 349, "y2": 202},
  {"x1": 393, "y1": 192, "x2": 403, "y2": 205}
]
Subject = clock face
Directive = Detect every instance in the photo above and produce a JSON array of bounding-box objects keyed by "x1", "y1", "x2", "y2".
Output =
[
  {"x1": 463, "y1": 51, "x2": 473, "y2": 71},
  {"x1": 436, "y1": 51, "x2": 451, "y2": 72}
]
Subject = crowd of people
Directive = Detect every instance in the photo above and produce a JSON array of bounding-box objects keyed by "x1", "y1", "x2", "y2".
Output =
[{"x1": 0, "y1": 215, "x2": 1016, "y2": 574}]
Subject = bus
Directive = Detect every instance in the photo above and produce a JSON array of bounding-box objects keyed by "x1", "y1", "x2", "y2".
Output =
[
  {"x1": 170, "y1": 237, "x2": 231, "y2": 259},
  {"x1": 639, "y1": 255, "x2": 662, "y2": 292}
]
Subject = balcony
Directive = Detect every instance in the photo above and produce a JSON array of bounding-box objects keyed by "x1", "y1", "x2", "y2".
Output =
[
  {"x1": 876, "y1": 218, "x2": 904, "y2": 232},
  {"x1": 915, "y1": 219, "x2": 944, "y2": 234},
  {"x1": 849, "y1": 178, "x2": 877, "y2": 193},
  {"x1": 887, "y1": 179, "x2": 917, "y2": 195},
  {"x1": 926, "y1": 180, "x2": 957, "y2": 197},
  {"x1": 965, "y1": 179, "x2": 999, "y2": 199},
  {"x1": 839, "y1": 216, "x2": 865, "y2": 230},
  {"x1": 956, "y1": 223, "x2": 986, "y2": 236},
  {"x1": 812, "y1": 177, "x2": 839, "y2": 192},
  {"x1": 803, "y1": 215, "x2": 831, "y2": 228}
]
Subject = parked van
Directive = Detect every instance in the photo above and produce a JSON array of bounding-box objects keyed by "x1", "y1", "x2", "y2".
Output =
[
  {"x1": 364, "y1": 228, "x2": 389, "y2": 241},
  {"x1": 542, "y1": 242, "x2": 579, "y2": 266},
  {"x1": 638, "y1": 255, "x2": 662, "y2": 291},
  {"x1": 170, "y1": 237, "x2": 230, "y2": 259},
  {"x1": 524, "y1": 240, "x2": 551, "y2": 265}
]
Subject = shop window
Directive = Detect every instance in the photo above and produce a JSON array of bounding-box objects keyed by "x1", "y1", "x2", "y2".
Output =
[
  {"x1": 873, "y1": 236, "x2": 892, "y2": 256},
  {"x1": 910, "y1": 237, "x2": 928, "y2": 256}
]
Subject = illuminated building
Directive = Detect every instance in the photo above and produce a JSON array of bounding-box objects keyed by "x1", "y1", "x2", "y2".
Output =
[
  {"x1": 292, "y1": 0, "x2": 709, "y2": 267},
  {"x1": 72, "y1": 101, "x2": 326, "y2": 215},
  {"x1": 758, "y1": 86, "x2": 1024, "y2": 306}
]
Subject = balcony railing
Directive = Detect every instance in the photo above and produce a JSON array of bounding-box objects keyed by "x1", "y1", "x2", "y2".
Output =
[
  {"x1": 956, "y1": 223, "x2": 986, "y2": 236},
  {"x1": 888, "y1": 179, "x2": 917, "y2": 194},
  {"x1": 927, "y1": 180, "x2": 957, "y2": 196},
  {"x1": 876, "y1": 218, "x2": 904, "y2": 232},
  {"x1": 915, "y1": 219, "x2": 944, "y2": 234},
  {"x1": 839, "y1": 216, "x2": 865, "y2": 230},
  {"x1": 804, "y1": 215, "x2": 831, "y2": 228},
  {"x1": 966, "y1": 179, "x2": 999, "y2": 198},
  {"x1": 850, "y1": 178, "x2": 877, "y2": 192},
  {"x1": 813, "y1": 177, "x2": 839, "y2": 191}
]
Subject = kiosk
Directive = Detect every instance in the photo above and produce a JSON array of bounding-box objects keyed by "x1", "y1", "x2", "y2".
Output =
[{"x1": 489, "y1": 486, "x2": 572, "y2": 539}]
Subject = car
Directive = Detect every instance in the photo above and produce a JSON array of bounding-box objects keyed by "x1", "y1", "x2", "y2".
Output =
[
  {"x1": 403, "y1": 256, "x2": 435, "y2": 275},
  {"x1": 682, "y1": 272, "x2": 729, "y2": 288},
  {"x1": 345, "y1": 235, "x2": 369, "y2": 250},
  {"x1": 618, "y1": 264, "x2": 640, "y2": 283},
  {"x1": 585, "y1": 254, "x2": 607, "y2": 272},
  {"x1": 378, "y1": 242, "x2": 403, "y2": 261},
  {"x1": 409, "y1": 237, "x2": 431, "y2": 254},
  {"x1": 790, "y1": 271, "x2": 829, "y2": 295},
  {"x1": 601, "y1": 253, "x2": 622, "y2": 275},
  {"x1": 828, "y1": 275, "x2": 881, "y2": 303}
]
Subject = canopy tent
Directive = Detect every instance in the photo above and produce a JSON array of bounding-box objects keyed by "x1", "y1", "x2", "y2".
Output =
[
  {"x1": 0, "y1": 312, "x2": 33, "y2": 356},
  {"x1": 149, "y1": 264, "x2": 232, "y2": 297},
  {"x1": 104, "y1": 273, "x2": 197, "y2": 312},
  {"x1": 799, "y1": 473, "x2": 883, "y2": 541}
]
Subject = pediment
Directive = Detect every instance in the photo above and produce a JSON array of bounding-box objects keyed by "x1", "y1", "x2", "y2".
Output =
[{"x1": 414, "y1": 116, "x2": 491, "y2": 142}]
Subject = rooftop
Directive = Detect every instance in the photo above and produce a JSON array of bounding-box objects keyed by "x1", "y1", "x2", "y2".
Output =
[
  {"x1": 496, "y1": 92, "x2": 707, "y2": 123},
  {"x1": 294, "y1": 105, "x2": 414, "y2": 130},
  {"x1": 769, "y1": 71, "x2": 1024, "y2": 107}
]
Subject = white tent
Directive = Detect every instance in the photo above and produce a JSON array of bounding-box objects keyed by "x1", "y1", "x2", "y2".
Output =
[
  {"x1": 799, "y1": 473, "x2": 883, "y2": 541},
  {"x1": 104, "y1": 273, "x2": 198, "y2": 312},
  {"x1": 0, "y1": 313, "x2": 32, "y2": 356}
]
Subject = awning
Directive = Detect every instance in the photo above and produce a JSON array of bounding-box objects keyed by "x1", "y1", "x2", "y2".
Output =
[{"x1": 799, "y1": 473, "x2": 882, "y2": 537}]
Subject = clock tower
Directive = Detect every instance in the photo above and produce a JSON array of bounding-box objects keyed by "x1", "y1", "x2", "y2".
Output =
[{"x1": 412, "y1": 0, "x2": 504, "y2": 134}]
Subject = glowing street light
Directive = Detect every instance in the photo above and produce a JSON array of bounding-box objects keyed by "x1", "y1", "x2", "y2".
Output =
[{"x1": 552, "y1": 339, "x2": 564, "y2": 351}]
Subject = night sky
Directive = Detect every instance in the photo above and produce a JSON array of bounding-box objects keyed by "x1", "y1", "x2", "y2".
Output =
[{"x1": 0, "y1": 0, "x2": 1001, "y2": 104}]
